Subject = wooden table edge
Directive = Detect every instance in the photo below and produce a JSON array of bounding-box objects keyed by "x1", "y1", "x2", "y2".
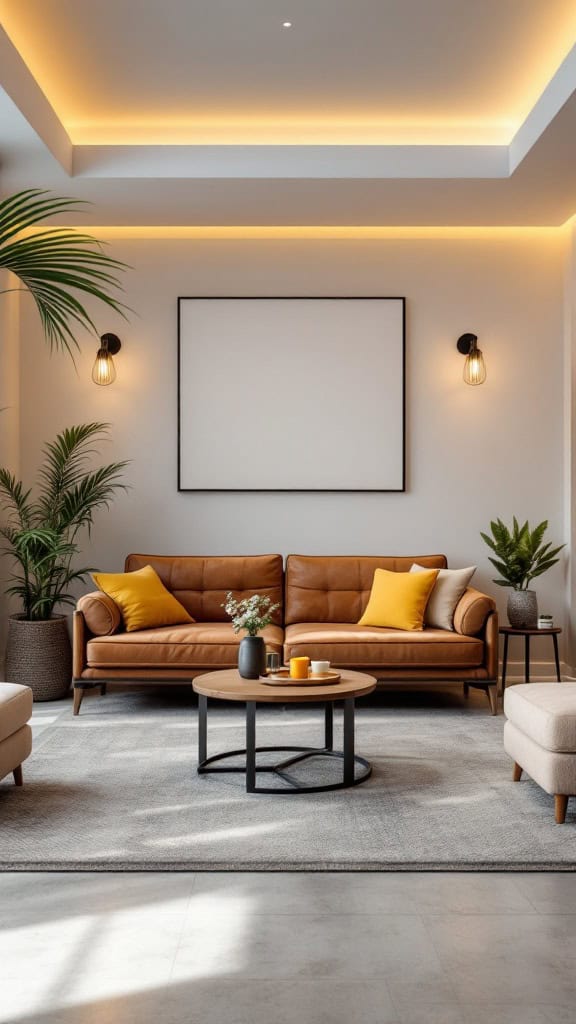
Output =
[
  {"x1": 193, "y1": 670, "x2": 377, "y2": 703},
  {"x1": 498, "y1": 626, "x2": 562, "y2": 635}
]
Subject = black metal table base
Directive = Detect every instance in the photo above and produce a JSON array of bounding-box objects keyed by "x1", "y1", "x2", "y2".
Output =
[{"x1": 197, "y1": 696, "x2": 372, "y2": 794}]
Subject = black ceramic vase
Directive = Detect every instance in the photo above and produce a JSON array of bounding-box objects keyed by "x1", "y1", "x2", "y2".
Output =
[{"x1": 238, "y1": 636, "x2": 266, "y2": 679}]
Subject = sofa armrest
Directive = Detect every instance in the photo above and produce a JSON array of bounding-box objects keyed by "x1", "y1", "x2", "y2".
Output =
[
  {"x1": 76, "y1": 591, "x2": 122, "y2": 636},
  {"x1": 483, "y1": 609, "x2": 499, "y2": 680},
  {"x1": 73, "y1": 610, "x2": 87, "y2": 679},
  {"x1": 453, "y1": 587, "x2": 496, "y2": 636}
]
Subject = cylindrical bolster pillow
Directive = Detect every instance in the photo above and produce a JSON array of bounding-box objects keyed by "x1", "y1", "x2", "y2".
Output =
[
  {"x1": 77, "y1": 591, "x2": 122, "y2": 636},
  {"x1": 453, "y1": 587, "x2": 496, "y2": 636}
]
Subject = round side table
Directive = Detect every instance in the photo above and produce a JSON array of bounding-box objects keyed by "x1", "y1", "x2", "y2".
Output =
[{"x1": 499, "y1": 625, "x2": 562, "y2": 691}]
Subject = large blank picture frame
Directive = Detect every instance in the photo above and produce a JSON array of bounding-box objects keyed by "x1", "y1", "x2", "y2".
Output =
[{"x1": 178, "y1": 297, "x2": 405, "y2": 492}]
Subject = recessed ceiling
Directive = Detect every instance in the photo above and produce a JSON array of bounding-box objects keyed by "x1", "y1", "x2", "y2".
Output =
[{"x1": 1, "y1": 0, "x2": 575, "y2": 144}]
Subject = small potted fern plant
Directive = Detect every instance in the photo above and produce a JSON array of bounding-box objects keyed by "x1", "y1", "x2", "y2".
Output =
[
  {"x1": 0, "y1": 423, "x2": 127, "y2": 700},
  {"x1": 480, "y1": 517, "x2": 564, "y2": 628}
]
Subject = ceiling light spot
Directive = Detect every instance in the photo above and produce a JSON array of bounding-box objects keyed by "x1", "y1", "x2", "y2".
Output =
[{"x1": 282, "y1": 21, "x2": 292, "y2": 28}]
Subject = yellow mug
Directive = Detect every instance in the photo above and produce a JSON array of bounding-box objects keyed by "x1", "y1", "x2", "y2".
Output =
[{"x1": 289, "y1": 656, "x2": 310, "y2": 679}]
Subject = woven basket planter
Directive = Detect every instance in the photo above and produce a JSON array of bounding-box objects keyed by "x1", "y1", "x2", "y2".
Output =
[{"x1": 5, "y1": 615, "x2": 72, "y2": 701}]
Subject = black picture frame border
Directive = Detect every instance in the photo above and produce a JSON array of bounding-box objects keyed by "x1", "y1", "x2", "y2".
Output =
[{"x1": 177, "y1": 296, "x2": 406, "y2": 493}]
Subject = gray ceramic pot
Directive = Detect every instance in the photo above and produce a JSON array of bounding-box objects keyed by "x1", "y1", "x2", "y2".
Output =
[
  {"x1": 5, "y1": 615, "x2": 72, "y2": 701},
  {"x1": 507, "y1": 590, "x2": 538, "y2": 629},
  {"x1": 238, "y1": 635, "x2": 266, "y2": 679}
]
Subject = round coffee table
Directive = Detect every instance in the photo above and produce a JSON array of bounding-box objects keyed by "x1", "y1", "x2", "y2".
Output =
[{"x1": 192, "y1": 669, "x2": 376, "y2": 794}]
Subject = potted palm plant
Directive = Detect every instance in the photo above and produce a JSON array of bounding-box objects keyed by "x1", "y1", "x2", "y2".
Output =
[
  {"x1": 0, "y1": 423, "x2": 127, "y2": 700},
  {"x1": 480, "y1": 517, "x2": 564, "y2": 628}
]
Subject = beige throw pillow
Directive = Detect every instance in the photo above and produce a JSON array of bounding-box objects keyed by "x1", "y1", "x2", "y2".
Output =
[{"x1": 410, "y1": 563, "x2": 476, "y2": 631}]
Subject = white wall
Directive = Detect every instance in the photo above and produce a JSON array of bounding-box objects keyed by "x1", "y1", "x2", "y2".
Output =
[
  {"x1": 564, "y1": 224, "x2": 576, "y2": 670},
  {"x1": 17, "y1": 234, "x2": 567, "y2": 659},
  {"x1": 0, "y1": 270, "x2": 20, "y2": 649}
]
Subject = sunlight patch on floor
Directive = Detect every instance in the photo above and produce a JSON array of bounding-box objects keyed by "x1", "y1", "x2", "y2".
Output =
[
  {"x1": 425, "y1": 791, "x2": 495, "y2": 806},
  {"x1": 145, "y1": 820, "x2": 290, "y2": 846},
  {"x1": 0, "y1": 890, "x2": 250, "y2": 1019}
]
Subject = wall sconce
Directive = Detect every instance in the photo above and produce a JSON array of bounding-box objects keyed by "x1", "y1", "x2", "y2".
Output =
[
  {"x1": 457, "y1": 333, "x2": 486, "y2": 386},
  {"x1": 92, "y1": 333, "x2": 121, "y2": 386}
]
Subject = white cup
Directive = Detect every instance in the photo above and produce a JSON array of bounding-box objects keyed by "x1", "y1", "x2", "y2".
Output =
[{"x1": 311, "y1": 660, "x2": 330, "y2": 675}]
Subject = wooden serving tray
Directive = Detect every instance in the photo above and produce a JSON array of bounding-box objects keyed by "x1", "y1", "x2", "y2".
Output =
[{"x1": 262, "y1": 668, "x2": 341, "y2": 686}]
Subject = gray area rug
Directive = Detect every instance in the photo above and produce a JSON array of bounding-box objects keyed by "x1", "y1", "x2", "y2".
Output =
[{"x1": 1, "y1": 689, "x2": 575, "y2": 870}]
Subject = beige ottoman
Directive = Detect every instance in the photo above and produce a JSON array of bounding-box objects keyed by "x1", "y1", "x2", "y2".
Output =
[
  {"x1": 504, "y1": 683, "x2": 576, "y2": 824},
  {"x1": 0, "y1": 683, "x2": 33, "y2": 787}
]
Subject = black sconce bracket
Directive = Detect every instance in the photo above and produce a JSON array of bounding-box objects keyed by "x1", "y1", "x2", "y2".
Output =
[
  {"x1": 456, "y1": 333, "x2": 478, "y2": 355},
  {"x1": 100, "y1": 333, "x2": 122, "y2": 355}
]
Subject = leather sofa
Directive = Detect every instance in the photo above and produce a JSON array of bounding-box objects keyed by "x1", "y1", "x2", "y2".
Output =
[{"x1": 72, "y1": 553, "x2": 498, "y2": 714}]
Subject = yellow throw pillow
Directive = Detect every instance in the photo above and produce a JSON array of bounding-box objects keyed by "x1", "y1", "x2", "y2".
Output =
[
  {"x1": 358, "y1": 567, "x2": 439, "y2": 631},
  {"x1": 92, "y1": 565, "x2": 194, "y2": 632}
]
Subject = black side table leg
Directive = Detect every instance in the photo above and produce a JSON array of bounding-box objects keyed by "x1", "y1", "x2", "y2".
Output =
[
  {"x1": 198, "y1": 694, "x2": 207, "y2": 764},
  {"x1": 501, "y1": 634, "x2": 509, "y2": 692},
  {"x1": 325, "y1": 703, "x2": 334, "y2": 751},
  {"x1": 246, "y1": 701, "x2": 256, "y2": 793},
  {"x1": 553, "y1": 633, "x2": 562, "y2": 682},
  {"x1": 525, "y1": 634, "x2": 530, "y2": 684},
  {"x1": 343, "y1": 698, "x2": 355, "y2": 786}
]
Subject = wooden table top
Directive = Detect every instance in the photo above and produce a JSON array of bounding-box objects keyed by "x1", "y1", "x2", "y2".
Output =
[
  {"x1": 499, "y1": 625, "x2": 561, "y2": 635},
  {"x1": 193, "y1": 668, "x2": 377, "y2": 703}
]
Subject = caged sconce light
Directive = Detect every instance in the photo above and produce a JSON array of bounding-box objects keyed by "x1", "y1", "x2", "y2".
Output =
[
  {"x1": 92, "y1": 333, "x2": 121, "y2": 386},
  {"x1": 457, "y1": 333, "x2": 486, "y2": 386}
]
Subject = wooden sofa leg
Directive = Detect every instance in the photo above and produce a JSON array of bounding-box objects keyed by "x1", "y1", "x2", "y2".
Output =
[
  {"x1": 13, "y1": 765, "x2": 23, "y2": 786},
  {"x1": 463, "y1": 683, "x2": 469, "y2": 699},
  {"x1": 73, "y1": 685, "x2": 84, "y2": 716},
  {"x1": 555, "y1": 794, "x2": 569, "y2": 824},
  {"x1": 486, "y1": 685, "x2": 498, "y2": 716},
  {"x1": 100, "y1": 684, "x2": 107, "y2": 696},
  {"x1": 513, "y1": 762, "x2": 522, "y2": 782}
]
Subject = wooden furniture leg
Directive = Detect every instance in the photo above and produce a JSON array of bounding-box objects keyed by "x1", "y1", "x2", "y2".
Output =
[
  {"x1": 501, "y1": 633, "x2": 509, "y2": 692},
  {"x1": 512, "y1": 762, "x2": 522, "y2": 782},
  {"x1": 12, "y1": 764, "x2": 23, "y2": 786},
  {"x1": 73, "y1": 686, "x2": 84, "y2": 716},
  {"x1": 463, "y1": 683, "x2": 469, "y2": 699},
  {"x1": 486, "y1": 685, "x2": 498, "y2": 716},
  {"x1": 555, "y1": 794, "x2": 568, "y2": 824},
  {"x1": 100, "y1": 684, "x2": 107, "y2": 696}
]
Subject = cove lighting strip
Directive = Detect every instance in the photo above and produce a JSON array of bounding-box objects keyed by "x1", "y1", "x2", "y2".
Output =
[{"x1": 36, "y1": 224, "x2": 573, "y2": 240}]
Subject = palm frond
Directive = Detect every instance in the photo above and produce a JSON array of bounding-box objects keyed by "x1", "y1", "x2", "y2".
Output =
[
  {"x1": 0, "y1": 189, "x2": 129, "y2": 355},
  {"x1": 37, "y1": 422, "x2": 113, "y2": 518}
]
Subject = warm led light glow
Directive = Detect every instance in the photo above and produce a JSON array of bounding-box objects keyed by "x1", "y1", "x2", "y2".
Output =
[
  {"x1": 92, "y1": 348, "x2": 116, "y2": 386},
  {"x1": 457, "y1": 333, "x2": 486, "y2": 386},
  {"x1": 66, "y1": 117, "x2": 514, "y2": 146},
  {"x1": 91, "y1": 333, "x2": 121, "y2": 386},
  {"x1": 49, "y1": 224, "x2": 567, "y2": 240},
  {"x1": 463, "y1": 348, "x2": 487, "y2": 386}
]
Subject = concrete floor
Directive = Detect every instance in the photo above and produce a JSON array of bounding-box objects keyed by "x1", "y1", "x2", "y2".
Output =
[
  {"x1": 1, "y1": 870, "x2": 576, "y2": 1023},
  {"x1": 2, "y1": 691, "x2": 575, "y2": 1022}
]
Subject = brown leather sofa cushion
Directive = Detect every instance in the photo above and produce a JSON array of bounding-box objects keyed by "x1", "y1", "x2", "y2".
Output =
[
  {"x1": 124, "y1": 554, "x2": 283, "y2": 623},
  {"x1": 285, "y1": 554, "x2": 447, "y2": 625},
  {"x1": 87, "y1": 622, "x2": 284, "y2": 669},
  {"x1": 77, "y1": 591, "x2": 122, "y2": 636},
  {"x1": 453, "y1": 588, "x2": 496, "y2": 636},
  {"x1": 284, "y1": 623, "x2": 483, "y2": 668}
]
